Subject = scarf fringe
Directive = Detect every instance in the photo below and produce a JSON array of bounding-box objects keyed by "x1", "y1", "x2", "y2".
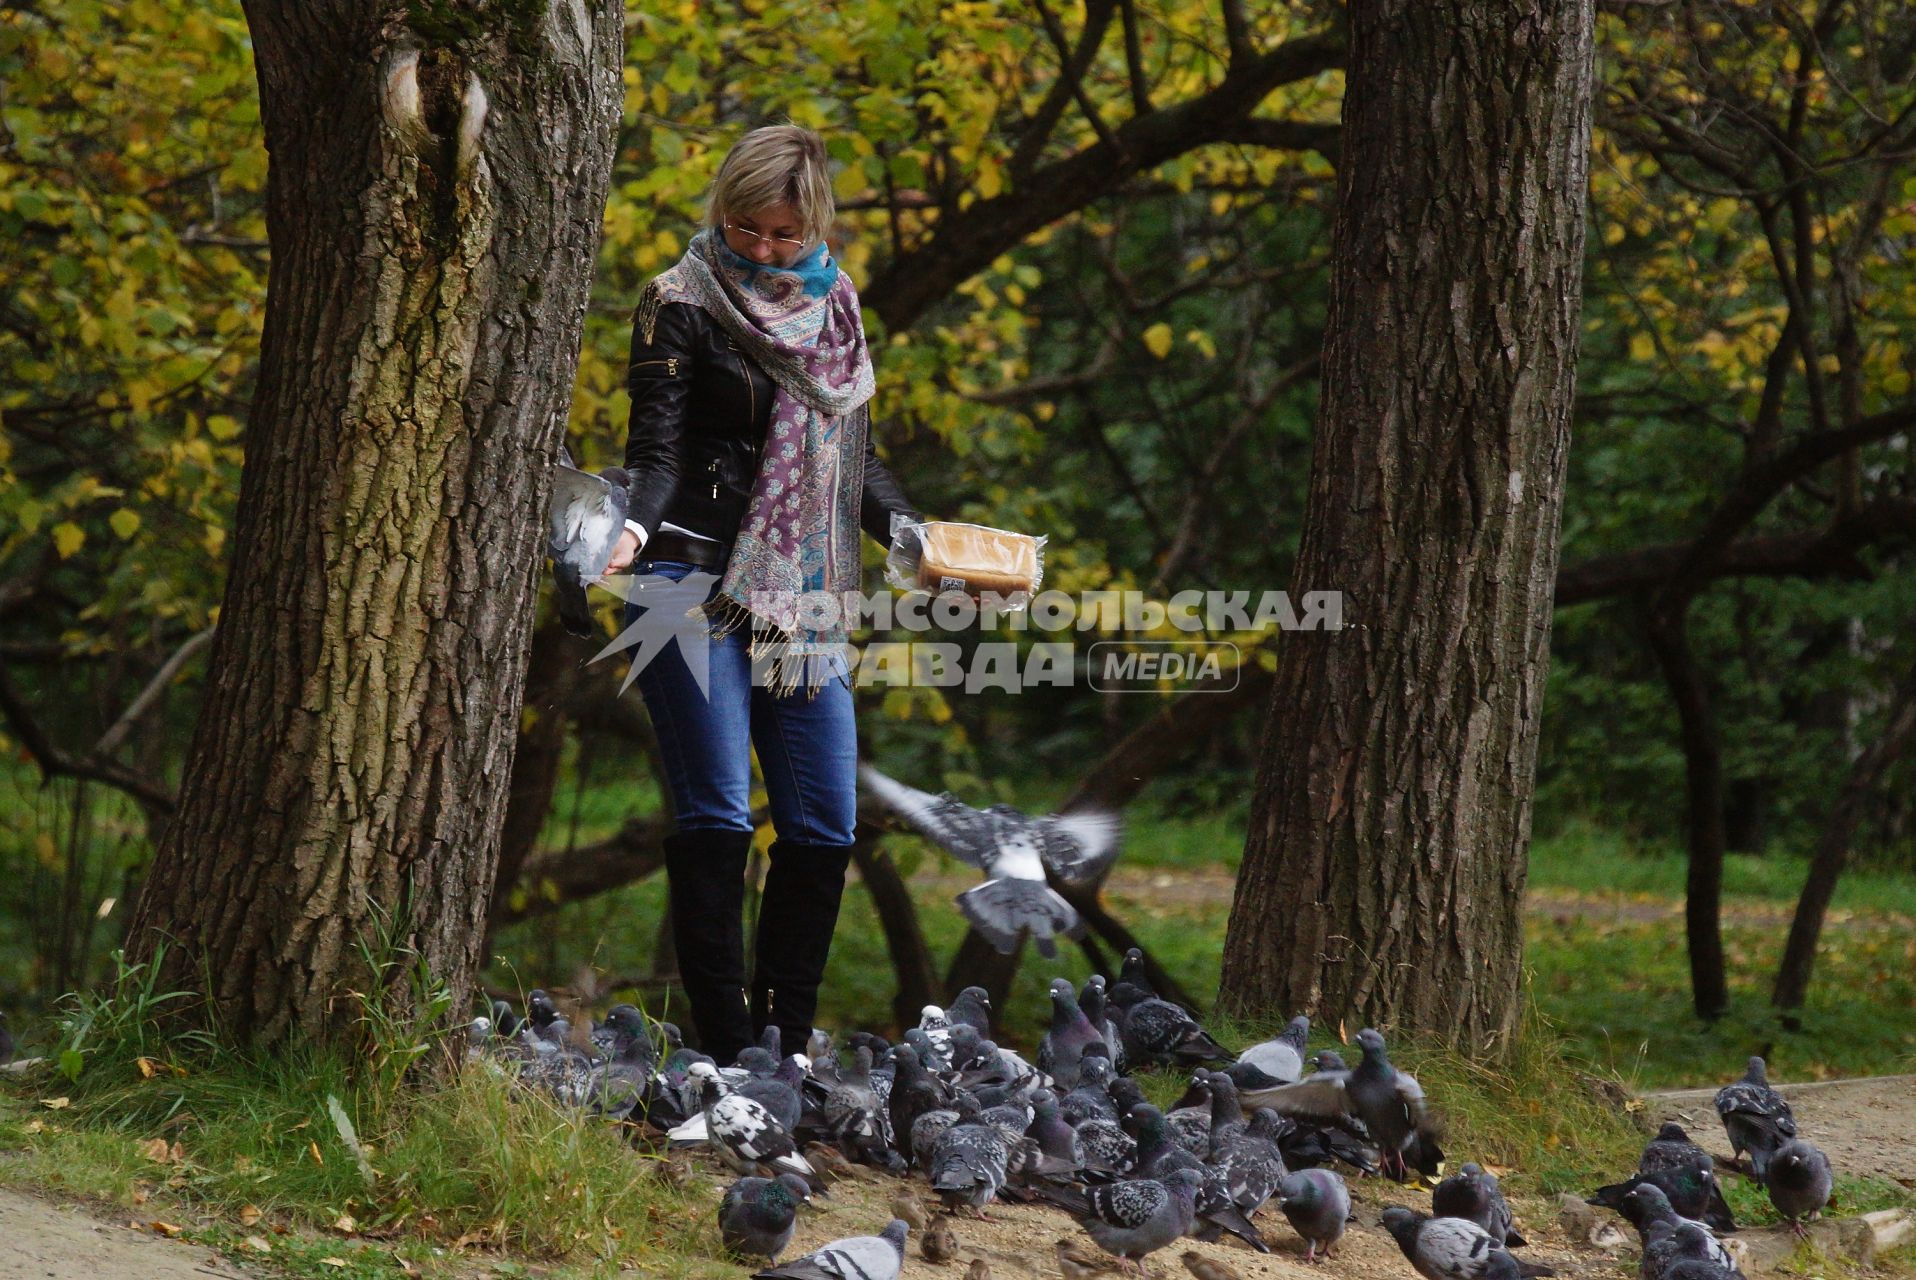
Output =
[{"x1": 693, "y1": 595, "x2": 844, "y2": 699}]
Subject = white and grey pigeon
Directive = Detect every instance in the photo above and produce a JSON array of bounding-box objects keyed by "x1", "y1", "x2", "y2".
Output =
[
  {"x1": 547, "y1": 458, "x2": 631, "y2": 639},
  {"x1": 858, "y1": 766, "x2": 1120, "y2": 957},
  {"x1": 1713, "y1": 1056, "x2": 1796, "y2": 1183},
  {"x1": 1234, "y1": 1014, "x2": 1311, "y2": 1087},
  {"x1": 1381, "y1": 1207, "x2": 1537, "y2": 1280},
  {"x1": 751, "y1": 1218, "x2": 910, "y2": 1280},
  {"x1": 688, "y1": 1061, "x2": 818, "y2": 1184}
]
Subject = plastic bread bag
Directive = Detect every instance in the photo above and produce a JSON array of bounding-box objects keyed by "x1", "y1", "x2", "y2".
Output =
[{"x1": 884, "y1": 516, "x2": 1046, "y2": 610}]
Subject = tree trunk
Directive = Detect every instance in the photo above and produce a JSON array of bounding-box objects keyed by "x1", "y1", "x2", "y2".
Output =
[
  {"x1": 1218, "y1": 0, "x2": 1593, "y2": 1048},
  {"x1": 126, "y1": 1, "x2": 624, "y2": 1047},
  {"x1": 1647, "y1": 612, "x2": 1731, "y2": 1020},
  {"x1": 1773, "y1": 653, "x2": 1916, "y2": 1015}
]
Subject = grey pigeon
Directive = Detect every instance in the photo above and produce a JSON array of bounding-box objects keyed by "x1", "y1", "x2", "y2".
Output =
[
  {"x1": 1434, "y1": 1163, "x2": 1525, "y2": 1248},
  {"x1": 1765, "y1": 1139, "x2": 1831, "y2": 1235},
  {"x1": 1164, "y1": 1076, "x2": 1214, "y2": 1156},
  {"x1": 1714, "y1": 1057, "x2": 1796, "y2": 1183},
  {"x1": 859, "y1": 767, "x2": 1120, "y2": 957},
  {"x1": 738, "y1": 1055, "x2": 806, "y2": 1133},
  {"x1": 1037, "y1": 978, "x2": 1106, "y2": 1090},
  {"x1": 689, "y1": 1061, "x2": 817, "y2": 1183},
  {"x1": 590, "y1": 1003, "x2": 651, "y2": 1060},
  {"x1": 1068, "y1": 1168, "x2": 1204, "y2": 1272},
  {"x1": 547, "y1": 461, "x2": 631, "y2": 638},
  {"x1": 1654, "y1": 1225, "x2": 1743, "y2": 1280},
  {"x1": 1276, "y1": 1169, "x2": 1350, "y2": 1263},
  {"x1": 720, "y1": 1173, "x2": 812, "y2": 1262},
  {"x1": 584, "y1": 1034, "x2": 655, "y2": 1118},
  {"x1": 1622, "y1": 1185, "x2": 1740, "y2": 1280},
  {"x1": 1060, "y1": 1055, "x2": 1118, "y2": 1126},
  {"x1": 1120, "y1": 996, "x2": 1230, "y2": 1069},
  {"x1": 1074, "y1": 1114, "x2": 1139, "y2": 1175},
  {"x1": 1381, "y1": 1207, "x2": 1531, "y2": 1280},
  {"x1": 753, "y1": 1218, "x2": 910, "y2": 1280},
  {"x1": 1243, "y1": 1028, "x2": 1442, "y2": 1181},
  {"x1": 931, "y1": 1114, "x2": 1012, "y2": 1216},
  {"x1": 910, "y1": 1105, "x2": 962, "y2": 1171},
  {"x1": 1236, "y1": 1015, "x2": 1311, "y2": 1087}
]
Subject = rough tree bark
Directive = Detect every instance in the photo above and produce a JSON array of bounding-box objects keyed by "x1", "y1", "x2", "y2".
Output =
[
  {"x1": 1218, "y1": 0, "x2": 1594, "y2": 1047},
  {"x1": 126, "y1": 0, "x2": 624, "y2": 1046}
]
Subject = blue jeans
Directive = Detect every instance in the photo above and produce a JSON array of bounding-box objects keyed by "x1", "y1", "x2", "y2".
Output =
[{"x1": 624, "y1": 559, "x2": 858, "y2": 846}]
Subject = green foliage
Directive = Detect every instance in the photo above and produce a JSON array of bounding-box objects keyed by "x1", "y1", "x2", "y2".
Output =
[{"x1": 52, "y1": 943, "x2": 215, "y2": 1082}]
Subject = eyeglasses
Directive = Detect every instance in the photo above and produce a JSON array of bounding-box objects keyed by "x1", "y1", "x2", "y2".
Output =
[{"x1": 723, "y1": 219, "x2": 806, "y2": 250}]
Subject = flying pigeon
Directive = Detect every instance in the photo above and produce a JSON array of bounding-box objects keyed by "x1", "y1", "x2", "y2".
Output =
[
  {"x1": 547, "y1": 461, "x2": 631, "y2": 638},
  {"x1": 1240, "y1": 1028, "x2": 1442, "y2": 1181},
  {"x1": 1381, "y1": 1207, "x2": 1553, "y2": 1280},
  {"x1": 1434, "y1": 1163, "x2": 1525, "y2": 1248},
  {"x1": 689, "y1": 1061, "x2": 818, "y2": 1184},
  {"x1": 1275, "y1": 1168, "x2": 1351, "y2": 1263},
  {"x1": 1061, "y1": 1168, "x2": 1204, "y2": 1275},
  {"x1": 859, "y1": 766, "x2": 1120, "y2": 957},
  {"x1": 720, "y1": 1173, "x2": 813, "y2": 1262},
  {"x1": 1765, "y1": 1139, "x2": 1831, "y2": 1235},
  {"x1": 1713, "y1": 1057, "x2": 1796, "y2": 1183},
  {"x1": 752, "y1": 1218, "x2": 909, "y2": 1280}
]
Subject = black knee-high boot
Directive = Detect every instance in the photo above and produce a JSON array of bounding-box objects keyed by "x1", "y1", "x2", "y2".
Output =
[
  {"x1": 663, "y1": 827, "x2": 755, "y2": 1064},
  {"x1": 751, "y1": 838, "x2": 854, "y2": 1058}
]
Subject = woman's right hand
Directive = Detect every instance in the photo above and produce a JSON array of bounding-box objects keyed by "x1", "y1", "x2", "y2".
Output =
[{"x1": 604, "y1": 528, "x2": 643, "y2": 575}]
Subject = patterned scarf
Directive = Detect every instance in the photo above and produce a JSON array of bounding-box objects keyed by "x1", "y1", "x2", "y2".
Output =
[{"x1": 634, "y1": 228, "x2": 875, "y2": 695}]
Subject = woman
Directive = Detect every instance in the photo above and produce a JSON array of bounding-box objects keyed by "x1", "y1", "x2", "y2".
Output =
[{"x1": 604, "y1": 124, "x2": 917, "y2": 1062}]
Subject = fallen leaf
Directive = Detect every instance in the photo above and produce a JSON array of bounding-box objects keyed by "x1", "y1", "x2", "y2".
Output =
[
  {"x1": 168, "y1": 1141, "x2": 185, "y2": 1164},
  {"x1": 136, "y1": 1057, "x2": 159, "y2": 1079},
  {"x1": 40, "y1": 1097, "x2": 70, "y2": 1110},
  {"x1": 131, "y1": 1187, "x2": 149, "y2": 1207},
  {"x1": 150, "y1": 1221, "x2": 183, "y2": 1237},
  {"x1": 309, "y1": 1139, "x2": 324, "y2": 1165},
  {"x1": 334, "y1": 1214, "x2": 357, "y2": 1234},
  {"x1": 395, "y1": 1257, "x2": 419, "y2": 1275},
  {"x1": 138, "y1": 1137, "x2": 172, "y2": 1163},
  {"x1": 242, "y1": 1236, "x2": 271, "y2": 1254},
  {"x1": 23, "y1": 1120, "x2": 44, "y2": 1135},
  {"x1": 452, "y1": 1230, "x2": 487, "y2": 1251},
  {"x1": 238, "y1": 1204, "x2": 261, "y2": 1227},
  {"x1": 320, "y1": 1259, "x2": 348, "y2": 1269}
]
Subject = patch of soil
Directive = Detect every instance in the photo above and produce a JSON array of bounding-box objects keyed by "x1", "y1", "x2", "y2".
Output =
[{"x1": 0, "y1": 1187, "x2": 250, "y2": 1280}]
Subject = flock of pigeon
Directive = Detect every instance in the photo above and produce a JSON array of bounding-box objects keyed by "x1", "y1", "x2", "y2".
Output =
[
  {"x1": 470, "y1": 972, "x2": 1834, "y2": 1280},
  {"x1": 1583, "y1": 1055, "x2": 1833, "y2": 1280}
]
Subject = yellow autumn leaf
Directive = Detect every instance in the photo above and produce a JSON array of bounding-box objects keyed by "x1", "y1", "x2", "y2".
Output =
[
  {"x1": 52, "y1": 522, "x2": 85, "y2": 558},
  {"x1": 1628, "y1": 332, "x2": 1656, "y2": 361},
  {"x1": 1142, "y1": 323, "x2": 1174, "y2": 359}
]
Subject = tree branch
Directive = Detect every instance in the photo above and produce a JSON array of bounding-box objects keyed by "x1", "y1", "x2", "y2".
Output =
[{"x1": 0, "y1": 663, "x2": 177, "y2": 815}]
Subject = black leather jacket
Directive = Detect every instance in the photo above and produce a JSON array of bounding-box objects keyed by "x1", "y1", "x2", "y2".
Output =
[{"x1": 623, "y1": 299, "x2": 917, "y2": 547}]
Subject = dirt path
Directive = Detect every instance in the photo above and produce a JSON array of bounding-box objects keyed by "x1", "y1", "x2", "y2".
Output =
[
  {"x1": 0, "y1": 1187, "x2": 249, "y2": 1280},
  {"x1": 1645, "y1": 1073, "x2": 1916, "y2": 1185}
]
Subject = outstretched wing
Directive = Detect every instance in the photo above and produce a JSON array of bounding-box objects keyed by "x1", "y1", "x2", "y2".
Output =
[
  {"x1": 548, "y1": 464, "x2": 626, "y2": 574},
  {"x1": 1033, "y1": 809, "x2": 1122, "y2": 886},
  {"x1": 1238, "y1": 1073, "x2": 1352, "y2": 1121},
  {"x1": 859, "y1": 766, "x2": 1001, "y2": 869}
]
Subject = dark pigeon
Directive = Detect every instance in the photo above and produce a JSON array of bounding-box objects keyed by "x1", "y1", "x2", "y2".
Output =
[
  {"x1": 547, "y1": 461, "x2": 631, "y2": 638},
  {"x1": 1276, "y1": 1168, "x2": 1350, "y2": 1263},
  {"x1": 1621, "y1": 1185, "x2": 1741, "y2": 1280},
  {"x1": 1766, "y1": 1139, "x2": 1831, "y2": 1235},
  {"x1": 946, "y1": 986, "x2": 994, "y2": 1037},
  {"x1": 1434, "y1": 1162, "x2": 1526, "y2": 1248},
  {"x1": 1079, "y1": 975, "x2": 1127, "y2": 1075},
  {"x1": 1591, "y1": 1165, "x2": 1735, "y2": 1233},
  {"x1": 1060, "y1": 1054, "x2": 1120, "y2": 1126},
  {"x1": 720, "y1": 1172, "x2": 812, "y2": 1262},
  {"x1": 1243, "y1": 1028, "x2": 1442, "y2": 1181},
  {"x1": 1120, "y1": 996, "x2": 1230, "y2": 1069},
  {"x1": 590, "y1": 1003, "x2": 652, "y2": 1061},
  {"x1": 859, "y1": 767, "x2": 1120, "y2": 957},
  {"x1": 1714, "y1": 1057, "x2": 1796, "y2": 1184},
  {"x1": 1037, "y1": 979, "x2": 1105, "y2": 1091},
  {"x1": 752, "y1": 1218, "x2": 909, "y2": 1280},
  {"x1": 1107, "y1": 947, "x2": 1158, "y2": 1013}
]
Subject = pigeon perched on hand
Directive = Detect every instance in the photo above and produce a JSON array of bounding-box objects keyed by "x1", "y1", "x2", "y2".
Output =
[
  {"x1": 1714, "y1": 1057, "x2": 1796, "y2": 1183},
  {"x1": 1766, "y1": 1139, "x2": 1831, "y2": 1235},
  {"x1": 1241, "y1": 1028, "x2": 1442, "y2": 1181},
  {"x1": 1381, "y1": 1207, "x2": 1550, "y2": 1280},
  {"x1": 858, "y1": 767, "x2": 1120, "y2": 957},
  {"x1": 720, "y1": 1173, "x2": 812, "y2": 1262},
  {"x1": 1275, "y1": 1169, "x2": 1350, "y2": 1263},
  {"x1": 754, "y1": 1218, "x2": 910, "y2": 1280},
  {"x1": 547, "y1": 461, "x2": 631, "y2": 639},
  {"x1": 1434, "y1": 1163, "x2": 1525, "y2": 1248}
]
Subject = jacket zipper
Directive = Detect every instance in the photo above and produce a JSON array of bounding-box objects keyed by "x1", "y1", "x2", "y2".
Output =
[{"x1": 631, "y1": 357, "x2": 679, "y2": 376}]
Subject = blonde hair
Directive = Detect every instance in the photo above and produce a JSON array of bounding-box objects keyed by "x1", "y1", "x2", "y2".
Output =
[{"x1": 703, "y1": 124, "x2": 835, "y2": 252}]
